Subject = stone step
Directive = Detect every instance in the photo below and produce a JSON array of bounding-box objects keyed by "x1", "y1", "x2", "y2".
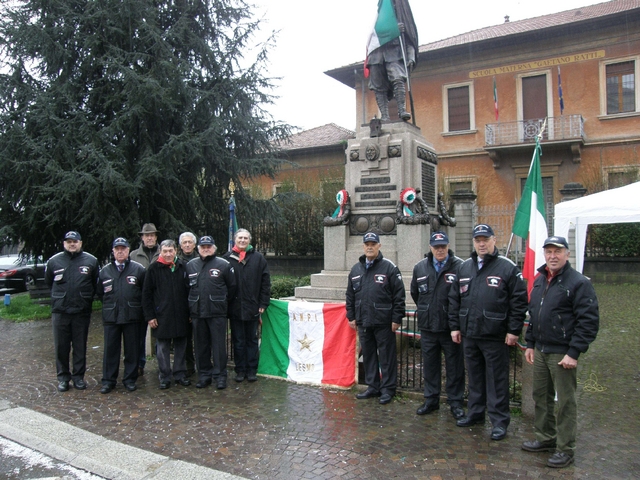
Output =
[{"x1": 294, "y1": 285, "x2": 347, "y2": 302}]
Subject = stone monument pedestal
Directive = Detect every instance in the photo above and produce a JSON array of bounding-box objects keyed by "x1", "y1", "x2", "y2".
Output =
[{"x1": 295, "y1": 121, "x2": 438, "y2": 306}]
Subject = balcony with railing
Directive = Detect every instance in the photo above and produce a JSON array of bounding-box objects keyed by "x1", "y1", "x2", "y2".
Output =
[{"x1": 484, "y1": 115, "x2": 585, "y2": 167}]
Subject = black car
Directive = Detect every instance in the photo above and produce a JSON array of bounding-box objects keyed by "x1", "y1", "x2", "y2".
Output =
[{"x1": 0, "y1": 255, "x2": 46, "y2": 293}]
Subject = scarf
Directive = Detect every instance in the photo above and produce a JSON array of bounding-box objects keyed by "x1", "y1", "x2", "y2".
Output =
[
  {"x1": 157, "y1": 255, "x2": 177, "y2": 272},
  {"x1": 232, "y1": 244, "x2": 253, "y2": 263}
]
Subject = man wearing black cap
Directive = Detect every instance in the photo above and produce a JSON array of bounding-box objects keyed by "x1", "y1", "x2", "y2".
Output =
[
  {"x1": 449, "y1": 224, "x2": 527, "y2": 441},
  {"x1": 186, "y1": 236, "x2": 236, "y2": 390},
  {"x1": 130, "y1": 223, "x2": 160, "y2": 376},
  {"x1": 45, "y1": 231, "x2": 100, "y2": 392},
  {"x1": 97, "y1": 237, "x2": 146, "y2": 393},
  {"x1": 346, "y1": 232, "x2": 406, "y2": 405},
  {"x1": 411, "y1": 231, "x2": 465, "y2": 419},
  {"x1": 522, "y1": 236, "x2": 599, "y2": 468}
]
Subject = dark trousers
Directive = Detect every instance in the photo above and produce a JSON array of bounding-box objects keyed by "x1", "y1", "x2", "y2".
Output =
[
  {"x1": 185, "y1": 320, "x2": 195, "y2": 374},
  {"x1": 230, "y1": 316, "x2": 259, "y2": 374},
  {"x1": 52, "y1": 312, "x2": 91, "y2": 382},
  {"x1": 421, "y1": 331, "x2": 465, "y2": 406},
  {"x1": 156, "y1": 336, "x2": 187, "y2": 382},
  {"x1": 102, "y1": 322, "x2": 140, "y2": 387},
  {"x1": 463, "y1": 336, "x2": 511, "y2": 429},
  {"x1": 137, "y1": 321, "x2": 147, "y2": 369},
  {"x1": 358, "y1": 325, "x2": 397, "y2": 396},
  {"x1": 193, "y1": 317, "x2": 228, "y2": 381}
]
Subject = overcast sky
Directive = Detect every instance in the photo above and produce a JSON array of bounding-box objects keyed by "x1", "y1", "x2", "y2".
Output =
[{"x1": 252, "y1": 0, "x2": 606, "y2": 132}]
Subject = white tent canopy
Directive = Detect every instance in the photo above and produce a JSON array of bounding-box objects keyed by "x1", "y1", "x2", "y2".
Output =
[{"x1": 554, "y1": 181, "x2": 640, "y2": 273}]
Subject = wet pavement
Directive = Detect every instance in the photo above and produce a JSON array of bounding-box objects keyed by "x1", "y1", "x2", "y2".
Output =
[{"x1": 1, "y1": 283, "x2": 639, "y2": 479}]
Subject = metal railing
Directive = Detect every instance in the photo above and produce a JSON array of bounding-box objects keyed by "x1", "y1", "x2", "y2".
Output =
[
  {"x1": 396, "y1": 311, "x2": 522, "y2": 405},
  {"x1": 485, "y1": 114, "x2": 584, "y2": 146}
]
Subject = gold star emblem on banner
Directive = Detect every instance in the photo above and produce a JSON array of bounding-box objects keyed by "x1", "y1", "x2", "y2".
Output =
[{"x1": 297, "y1": 334, "x2": 314, "y2": 351}]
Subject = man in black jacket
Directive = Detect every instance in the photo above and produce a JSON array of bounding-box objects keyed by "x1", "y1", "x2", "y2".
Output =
[
  {"x1": 186, "y1": 236, "x2": 236, "y2": 390},
  {"x1": 411, "y1": 231, "x2": 464, "y2": 419},
  {"x1": 346, "y1": 232, "x2": 405, "y2": 405},
  {"x1": 522, "y1": 236, "x2": 599, "y2": 468},
  {"x1": 224, "y1": 229, "x2": 270, "y2": 383},
  {"x1": 449, "y1": 224, "x2": 527, "y2": 441},
  {"x1": 97, "y1": 237, "x2": 146, "y2": 394},
  {"x1": 45, "y1": 231, "x2": 99, "y2": 392},
  {"x1": 142, "y1": 239, "x2": 191, "y2": 389}
]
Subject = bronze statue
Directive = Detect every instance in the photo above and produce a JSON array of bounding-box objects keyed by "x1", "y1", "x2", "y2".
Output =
[
  {"x1": 365, "y1": 0, "x2": 418, "y2": 122},
  {"x1": 323, "y1": 189, "x2": 351, "y2": 226},
  {"x1": 396, "y1": 187, "x2": 429, "y2": 225}
]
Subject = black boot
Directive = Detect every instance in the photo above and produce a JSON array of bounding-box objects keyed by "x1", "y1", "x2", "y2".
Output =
[
  {"x1": 393, "y1": 82, "x2": 411, "y2": 121},
  {"x1": 375, "y1": 92, "x2": 390, "y2": 121}
]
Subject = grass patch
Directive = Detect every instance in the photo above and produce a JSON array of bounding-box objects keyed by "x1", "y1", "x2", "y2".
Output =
[
  {"x1": 0, "y1": 293, "x2": 101, "y2": 322},
  {"x1": 0, "y1": 293, "x2": 51, "y2": 322}
]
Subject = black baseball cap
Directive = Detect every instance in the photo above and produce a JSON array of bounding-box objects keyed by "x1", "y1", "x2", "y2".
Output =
[
  {"x1": 472, "y1": 224, "x2": 494, "y2": 238},
  {"x1": 543, "y1": 236, "x2": 569, "y2": 249}
]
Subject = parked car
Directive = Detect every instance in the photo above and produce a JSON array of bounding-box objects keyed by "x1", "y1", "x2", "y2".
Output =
[{"x1": 0, "y1": 254, "x2": 46, "y2": 293}]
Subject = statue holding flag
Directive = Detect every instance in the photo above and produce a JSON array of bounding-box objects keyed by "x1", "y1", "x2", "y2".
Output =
[{"x1": 365, "y1": 0, "x2": 418, "y2": 122}]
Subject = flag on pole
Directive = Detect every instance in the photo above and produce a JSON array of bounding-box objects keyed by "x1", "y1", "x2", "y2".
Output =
[
  {"x1": 512, "y1": 136, "x2": 548, "y2": 298},
  {"x1": 258, "y1": 299, "x2": 357, "y2": 388},
  {"x1": 364, "y1": 0, "x2": 401, "y2": 77},
  {"x1": 557, "y1": 66, "x2": 565, "y2": 115},
  {"x1": 493, "y1": 77, "x2": 499, "y2": 121},
  {"x1": 228, "y1": 195, "x2": 238, "y2": 253}
]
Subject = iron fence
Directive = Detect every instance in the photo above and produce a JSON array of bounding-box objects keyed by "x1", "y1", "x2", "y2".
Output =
[{"x1": 395, "y1": 311, "x2": 523, "y2": 405}]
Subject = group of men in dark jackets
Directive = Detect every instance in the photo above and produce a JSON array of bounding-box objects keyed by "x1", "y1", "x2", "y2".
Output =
[
  {"x1": 46, "y1": 225, "x2": 271, "y2": 396},
  {"x1": 347, "y1": 224, "x2": 599, "y2": 469}
]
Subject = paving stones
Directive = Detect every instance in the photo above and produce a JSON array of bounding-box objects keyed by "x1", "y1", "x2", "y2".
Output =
[{"x1": 1, "y1": 292, "x2": 639, "y2": 479}]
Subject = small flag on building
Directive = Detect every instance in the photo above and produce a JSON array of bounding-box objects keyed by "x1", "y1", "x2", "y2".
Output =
[
  {"x1": 493, "y1": 77, "x2": 499, "y2": 121},
  {"x1": 512, "y1": 134, "x2": 548, "y2": 298},
  {"x1": 258, "y1": 299, "x2": 356, "y2": 388},
  {"x1": 558, "y1": 66, "x2": 565, "y2": 114}
]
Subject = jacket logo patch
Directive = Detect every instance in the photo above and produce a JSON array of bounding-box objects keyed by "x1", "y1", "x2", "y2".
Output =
[
  {"x1": 487, "y1": 276, "x2": 502, "y2": 287},
  {"x1": 104, "y1": 285, "x2": 113, "y2": 293},
  {"x1": 209, "y1": 269, "x2": 221, "y2": 277},
  {"x1": 78, "y1": 266, "x2": 90, "y2": 274},
  {"x1": 374, "y1": 274, "x2": 386, "y2": 284},
  {"x1": 126, "y1": 276, "x2": 137, "y2": 285},
  {"x1": 460, "y1": 285, "x2": 469, "y2": 294},
  {"x1": 445, "y1": 273, "x2": 456, "y2": 283}
]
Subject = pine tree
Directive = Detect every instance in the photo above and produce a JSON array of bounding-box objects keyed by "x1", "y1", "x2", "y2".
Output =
[{"x1": 0, "y1": 0, "x2": 288, "y2": 260}]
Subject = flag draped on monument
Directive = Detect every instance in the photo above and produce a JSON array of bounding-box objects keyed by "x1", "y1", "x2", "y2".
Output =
[
  {"x1": 364, "y1": 0, "x2": 401, "y2": 77},
  {"x1": 512, "y1": 137, "x2": 548, "y2": 297},
  {"x1": 258, "y1": 299, "x2": 356, "y2": 388}
]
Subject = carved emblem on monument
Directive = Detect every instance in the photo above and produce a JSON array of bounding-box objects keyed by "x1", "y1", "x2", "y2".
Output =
[{"x1": 365, "y1": 144, "x2": 380, "y2": 161}]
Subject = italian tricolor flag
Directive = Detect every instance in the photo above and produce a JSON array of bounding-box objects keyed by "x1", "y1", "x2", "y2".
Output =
[
  {"x1": 258, "y1": 299, "x2": 356, "y2": 388},
  {"x1": 364, "y1": 0, "x2": 401, "y2": 77},
  {"x1": 512, "y1": 136, "x2": 548, "y2": 298}
]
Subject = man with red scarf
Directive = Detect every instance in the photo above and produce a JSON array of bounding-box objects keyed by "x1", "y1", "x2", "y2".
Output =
[
  {"x1": 142, "y1": 239, "x2": 191, "y2": 389},
  {"x1": 223, "y1": 229, "x2": 271, "y2": 383}
]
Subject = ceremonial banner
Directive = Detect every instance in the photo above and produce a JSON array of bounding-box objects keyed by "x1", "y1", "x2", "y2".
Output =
[{"x1": 258, "y1": 299, "x2": 356, "y2": 388}]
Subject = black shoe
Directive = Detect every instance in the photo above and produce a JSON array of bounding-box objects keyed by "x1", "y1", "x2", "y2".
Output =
[
  {"x1": 176, "y1": 378, "x2": 191, "y2": 387},
  {"x1": 456, "y1": 416, "x2": 485, "y2": 427},
  {"x1": 450, "y1": 406, "x2": 465, "y2": 419},
  {"x1": 416, "y1": 401, "x2": 439, "y2": 415},
  {"x1": 58, "y1": 381, "x2": 70, "y2": 392},
  {"x1": 235, "y1": 373, "x2": 246, "y2": 382},
  {"x1": 73, "y1": 379, "x2": 87, "y2": 390},
  {"x1": 100, "y1": 384, "x2": 114, "y2": 394},
  {"x1": 491, "y1": 426, "x2": 507, "y2": 441},
  {"x1": 159, "y1": 381, "x2": 171, "y2": 390},
  {"x1": 196, "y1": 378, "x2": 212, "y2": 389},
  {"x1": 217, "y1": 378, "x2": 227, "y2": 390},
  {"x1": 355, "y1": 388, "x2": 381, "y2": 400},
  {"x1": 522, "y1": 440, "x2": 557, "y2": 452},
  {"x1": 247, "y1": 372, "x2": 258, "y2": 382},
  {"x1": 124, "y1": 383, "x2": 137, "y2": 392},
  {"x1": 547, "y1": 451, "x2": 574, "y2": 468},
  {"x1": 379, "y1": 393, "x2": 393, "y2": 405}
]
